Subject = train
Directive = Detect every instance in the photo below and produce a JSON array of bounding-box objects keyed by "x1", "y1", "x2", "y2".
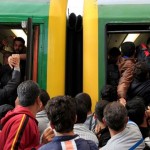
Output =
[{"x1": 1, "y1": 0, "x2": 150, "y2": 110}]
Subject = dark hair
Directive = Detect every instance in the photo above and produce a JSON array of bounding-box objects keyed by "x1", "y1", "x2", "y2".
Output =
[
  {"x1": 75, "y1": 97, "x2": 88, "y2": 123},
  {"x1": 133, "y1": 62, "x2": 149, "y2": 81},
  {"x1": 17, "y1": 80, "x2": 40, "y2": 106},
  {"x1": 126, "y1": 96, "x2": 145, "y2": 125},
  {"x1": 14, "y1": 37, "x2": 25, "y2": 45},
  {"x1": 75, "y1": 93, "x2": 92, "y2": 112},
  {"x1": 108, "y1": 47, "x2": 121, "y2": 57},
  {"x1": 147, "y1": 37, "x2": 150, "y2": 45},
  {"x1": 100, "y1": 85, "x2": 118, "y2": 102},
  {"x1": 121, "y1": 42, "x2": 135, "y2": 57},
  {"x1": 46, "y1": 95, "x2": 76, "y2": 133},
  {"x1": 0, "y1": 104, "x2": 14, "y2": 119},
  {"x1": 39, "y1": 89, "x2": 50, "y2": 106},
  {"x1": 95, "y1": 100, "x2": 109, "y2": 122},
  {"x1": 104, "y1": 102, "x2": 127, "y2": 131},
  {"x1": 108, "y1": 47, "x2": 121, "y2": 63}
]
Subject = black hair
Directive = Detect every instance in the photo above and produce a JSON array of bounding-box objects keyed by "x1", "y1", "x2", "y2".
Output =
[
  {"x1": 46, "y1": 95, "x2": 76, "y2": 133},
  {"x1": 14, "y1": 37, "x2": 25, "y2": 45},
  {"x1": 95, "y1": 100, "x2": 109, "y2": 122},
  {"x1": 121, "y1": 42, "x2": 135, "y2": 57},
  {"x1": 126, "y1": 96, "x2": 145, "y2": 125},
  {"x1": 0, "y1": 104, "x2": 14, "y2": 119},
  {"x1": 100, "y1": 85, "x2": 118, "y2": 102},
  {"x1": 39, "y1": 89, "x2": 50, "y2": 106},
  {"x1": 75, "y1": 97, "x2": 88, "y2": 123},
  {"x1": 133, "y1": 62, "x2": 149, "y2": 82},
  {"x1": 147, "y1": 37, "x2": 150, "y2": 45},
  {"x1": 75, "y1": 93, "x2": 92, "y2": 112},
  {"x1": 17, "y1": 80, "x2": 40, "y2": 106},
  {"x1": 104, "y1": 102, "x2": 127, "y2": 131}
]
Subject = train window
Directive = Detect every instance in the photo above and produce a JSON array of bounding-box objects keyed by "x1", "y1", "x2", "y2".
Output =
[
  {"x1": 105, "y1": 23, "x2": 150, "y2": 85},
  {"x1": 0, "y1": 22, "x2": 39, "y2": 82}
]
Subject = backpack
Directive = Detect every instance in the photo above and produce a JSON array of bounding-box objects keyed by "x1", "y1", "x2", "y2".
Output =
[{"x1": 136, "y1": 43, "x2": 150, "y2": 70}]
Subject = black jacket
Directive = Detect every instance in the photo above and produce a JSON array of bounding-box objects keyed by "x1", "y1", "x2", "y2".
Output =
[
  {"x1": 127, "y1": 79, "x2": 150, "y2": 106},
  {"x1": 0, "y1": 70, "x2": 20, "y2": 105}
]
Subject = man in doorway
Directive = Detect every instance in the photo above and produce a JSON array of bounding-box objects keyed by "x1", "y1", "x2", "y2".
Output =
[{"x1": 9, "y1": 37, "x2": 26, "y2": 81}]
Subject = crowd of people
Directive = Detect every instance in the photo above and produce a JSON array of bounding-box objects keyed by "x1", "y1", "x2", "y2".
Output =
[{"x1": 0, "y1": 37, "x2": 150, "y2": 149}]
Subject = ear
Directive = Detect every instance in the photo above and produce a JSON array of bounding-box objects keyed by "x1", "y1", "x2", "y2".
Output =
[
  {"x1": 36, "y1": 97, "x2": 43, "y2": 108},
  {"x1": 94, "y1": 113, "x2": 97, "y2": 119},
  {"x1": 102, "y1": 117, "x2": 107, "y2": 126},
  {"x1": 125, "y1": 117, "x2": 129, "y2": 124},
  {"x1": 145, "y1": 111, "x2": 148, "y2": 119},
  {"x1": 50, "y1": 122, "x2": 55, "y2": 129},
  {"x1": 75, "y1": 115, "x2": 77, "y2": 123}
]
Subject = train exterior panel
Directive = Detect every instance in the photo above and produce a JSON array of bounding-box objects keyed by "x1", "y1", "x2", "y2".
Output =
[{"x1": 1, "y1": 0, "x2": 150, "y2": 110}]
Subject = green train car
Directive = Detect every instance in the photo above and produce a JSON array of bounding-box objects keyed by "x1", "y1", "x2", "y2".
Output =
[{"x1": 1, "y1": 0, "x2": 150, "y2": 110}]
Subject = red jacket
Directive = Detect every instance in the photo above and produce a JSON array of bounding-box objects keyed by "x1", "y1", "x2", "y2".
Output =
[{"x1": 0, "y1": 105, "x2": 40, "y2": 150}]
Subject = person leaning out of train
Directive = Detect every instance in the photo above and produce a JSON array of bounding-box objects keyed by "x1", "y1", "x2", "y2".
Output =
[
  {"x1": 117, "y1": 41, "x2": 136, "y2": 99},
  {"x1": 0, "y1": 54, "x2": 20, "y2": 106},
  {"x1": 9, "y1": 37, "x2": 26, "y2": 81}
]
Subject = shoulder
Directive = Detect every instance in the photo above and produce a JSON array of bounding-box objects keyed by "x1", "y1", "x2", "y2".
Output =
[
  {"x1": 39, "y1": 142, "x2": 61, "y2": 150},
  {"x1": 76, "y1": 138, "x2": 98, "y2": 150}
]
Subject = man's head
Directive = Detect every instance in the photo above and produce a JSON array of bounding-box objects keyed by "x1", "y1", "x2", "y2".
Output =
[
  {"x1": 121, "y1": 42, "x2": 135, "y2": 57},
  {"x1": 126, "y1": 97, "x2": 145, "y2": 126},
  {"x1": 46, "y1": 96, "x2": 76, "y2": 133},
  {"x1": 133, "y1": 62, "x2": 149, "y2": 82},
  {"x1": 108, "y1": 47, "x2": 121, "y2": 63},
  {"x1": 39, "y1": 89, "x2": 50, "y2": 108},
  {"x1": 100, "y1": 85, "x2": 118, "y2": 102},
  {"x1": 13, "y1": 37, "x2": 25, "y2": 53},
  {"x1": 75, "y1": 97, "x2": 88, "y2": 124},
  {"x1": 147, "y1": 37, "x2": 150, "y2": 49},
  {"x1": 103, "y1": 102, "x2": 128, "y2": 131},
  {"x1": 17, "y1": 80, "x2": 40, "y2": 107},
  {"x1": 75, "y1": 92, "x2": 92, "y2": 112},
  {"x1": 95, "y1": 100, "x2": 109, "y2": 123}
]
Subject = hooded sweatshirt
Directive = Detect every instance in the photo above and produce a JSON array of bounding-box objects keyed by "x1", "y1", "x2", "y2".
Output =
[{"x1": 0, "y1": 105, "x2": 40, "y2": 150}]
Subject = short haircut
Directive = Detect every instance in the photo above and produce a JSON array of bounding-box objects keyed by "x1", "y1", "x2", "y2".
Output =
[
  {"x1": 75, "y1": 97, "x2": 88, "y2": 123},
  {"x1": 108, "y1": 47, "x2": 121, "y2": 63},
  {"x1": 126, "y1": 96, "x2": 145, "y2": 125},
  {"x1": 75, "y1": 93, "x2": 91, "y2": 112},
  {"x1": 100, "y1": 85, "x2": 118, "y2": 102},
  {"x1": 14, "y1": 37, "x2": 25, "y2": 45},
  {"x1": 121, "y1": 42, "x2": 135, "y2": 57},
  {"x1": 95, "y1": 100, "x2": 109, "y2": 122},
  {"x1": 104, "y1": 102, "x2": 127, "y2": 131},
  {"x1": 108, "y1": 47, "x2": 121, "y2": 57},
  {"x1": 147, "y1": 37, "x2": 150, "y2": 45},
  {"x1": 46, "y1": 96, "x2": 76, "y2": 133},
  {"x1": 0, "y1": 104, "x2": 14, "y2": 119},
  {"x1": 39, "y1": 89, "x2": 50, "y2": 106},
  {"x1": 133, "y1": 62, "x2": 149, "y2": 82},
  {"x1": 17, "y1": 80, "x2": 40, "y2": 107}
]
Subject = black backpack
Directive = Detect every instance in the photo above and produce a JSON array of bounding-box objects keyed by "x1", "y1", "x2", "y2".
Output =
[{"x1": 136, "y1": 43, "x2": 150, "y2": 70}]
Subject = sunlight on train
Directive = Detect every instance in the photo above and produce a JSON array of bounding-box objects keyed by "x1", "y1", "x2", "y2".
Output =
[
  {"x1": 66, "y1": 0, "x2": 84, "y2": 16},
  {"x1": 11, "y1": 29, "x2": 27, "y2": 46}
]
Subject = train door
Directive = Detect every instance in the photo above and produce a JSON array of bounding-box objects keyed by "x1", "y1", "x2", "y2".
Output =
[
  {"x1": 0, "y1": 19, "x2": 40, "y2": 83},
  {"x1": 105, "y1": 23, "x2": 150, "y2": 86},
  {"x1": 26, "y1": 18, "x2": 39, "y2": 81}
]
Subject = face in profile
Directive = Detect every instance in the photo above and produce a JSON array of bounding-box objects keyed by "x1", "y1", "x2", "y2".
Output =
[{"x1": 13, "y1": 41, "x2": 24, "y2": 53}]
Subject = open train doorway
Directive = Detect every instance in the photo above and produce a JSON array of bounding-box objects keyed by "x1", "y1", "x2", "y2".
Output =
[
  {"x1": 105, "y1": 23, "x2": 150, "y2": 86},
  {"x1": 0, "y1": 20, "x2": 40, "y2": 84}
]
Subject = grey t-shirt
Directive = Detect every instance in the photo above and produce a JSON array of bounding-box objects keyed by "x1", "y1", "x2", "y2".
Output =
[{"x1": 100, "y1": 121, "x2": 145, "y2": 150}]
